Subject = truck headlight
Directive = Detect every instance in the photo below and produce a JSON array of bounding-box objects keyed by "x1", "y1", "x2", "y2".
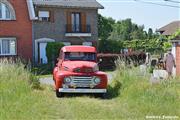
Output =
[
  {"x1": 94, "y1": 77, "x2": 101, "y2": 84},
  {"x1": 64, "y1": 77, "x2": 72, "y2": 83}
]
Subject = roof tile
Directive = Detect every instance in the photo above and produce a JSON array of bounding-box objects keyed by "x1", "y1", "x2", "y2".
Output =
[
  {"x1": 33, "y1": 0, "x2": 104, "y2": 9},
  {"x1": 157, "y1": 21, "x2": 180, "y2": 35}
]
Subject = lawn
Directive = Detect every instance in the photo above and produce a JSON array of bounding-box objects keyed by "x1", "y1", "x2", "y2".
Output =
[{"x1": 0, "y1": 61, "x2": 180, "y2": 120}]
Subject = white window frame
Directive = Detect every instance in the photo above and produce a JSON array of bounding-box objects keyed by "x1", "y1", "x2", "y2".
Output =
[
  {"x1": 0, "y1": 2, "x2": 12, "y2": 20},
  {"x1": 38, "y1": 11, "x2": 50, "y2": 22},
  {"x1": 0, "y1": 38, "x2": 17, "y2": 56}
]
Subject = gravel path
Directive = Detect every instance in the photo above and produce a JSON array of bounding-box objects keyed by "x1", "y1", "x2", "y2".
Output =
[{"x1": 40, "y1": 72, "x2": 115, "y2": 85}]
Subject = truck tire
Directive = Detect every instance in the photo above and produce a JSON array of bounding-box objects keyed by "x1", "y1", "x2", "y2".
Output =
[{"x1": 56, "y1": 90, "x2": 64, "y2": 98}]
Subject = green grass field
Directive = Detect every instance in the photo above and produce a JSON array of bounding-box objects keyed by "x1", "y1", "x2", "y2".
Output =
[{"x1": 0, "y1": 61, "x2": 180, "y2": 120}]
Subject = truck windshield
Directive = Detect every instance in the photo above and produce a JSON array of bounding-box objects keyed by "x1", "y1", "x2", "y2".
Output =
[{"x1": 64, "y1": 52, "x2": 96, "y2": 61}]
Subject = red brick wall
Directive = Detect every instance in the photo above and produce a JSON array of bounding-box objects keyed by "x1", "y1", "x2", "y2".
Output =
[
  {"x1": 176, "y1": 45, "x2": 180, "y2": 76},
  {"x1": 0, "y1": 0, "x2": 32, "y2": 61}
]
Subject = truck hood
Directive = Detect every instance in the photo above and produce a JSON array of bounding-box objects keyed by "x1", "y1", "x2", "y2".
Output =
[{"x1": 62, "y1": 61, "x2": 97, "y2": 72}]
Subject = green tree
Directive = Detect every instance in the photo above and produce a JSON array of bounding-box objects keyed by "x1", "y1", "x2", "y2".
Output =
[
  {"x1": 98, "y1": 14, "x2": 115, "y2": 40},
  {"x1": 147, "y1": 28, "x2": 153, "y2": 39},
  {"x1": 99, "y1": 39, "x2": 123, "y2": 53},
  {"x1": 109, "y1": 18, "x2": 146, "y2": 41},
  {"x1": 98, "y1": 14, "x2": 162, "y2": 53}
]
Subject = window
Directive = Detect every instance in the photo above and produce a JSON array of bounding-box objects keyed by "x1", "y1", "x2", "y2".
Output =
[
  {"x1": 0, "y1": 2, "x2": 12, "y2": 20},
  {"x1": 0, "y1": 38, "x2": 16, "y2": 55},
  {"x1": 71, "y1": 13, "x2": 80, "y2": 32},
  {"x1": 65, "y1": 52, "x2": 96, "y2": 61},
  {"x1": 38, "y1": 11, "x2": 50, "y2": 22}
]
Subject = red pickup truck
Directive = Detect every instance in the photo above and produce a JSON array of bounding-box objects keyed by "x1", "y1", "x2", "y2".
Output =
[{"x1": 53, "y1": 46, "x2": 108, "y2": 98}]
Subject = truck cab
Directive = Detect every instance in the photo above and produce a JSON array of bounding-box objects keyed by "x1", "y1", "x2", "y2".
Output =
[{"x1": 53, "y1": 46, "x2": 108, "y2": 97}]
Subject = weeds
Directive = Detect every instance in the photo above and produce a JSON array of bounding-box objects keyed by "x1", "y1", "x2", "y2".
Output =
[
  {"x1": 0, "y1": 59, "x2": 40, "y2": 89},
  {"x1": 0, "y1": 58, "x2": 179, "y2": 119}
]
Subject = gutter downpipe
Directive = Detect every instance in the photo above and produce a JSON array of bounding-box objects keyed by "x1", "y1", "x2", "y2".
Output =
[{"x1": 26, "y1": 0, "x2": 38, "y2": 65}]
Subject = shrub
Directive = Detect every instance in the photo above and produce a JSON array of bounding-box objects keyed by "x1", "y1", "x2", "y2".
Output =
[
  {"x1": 29, "y1": 74, "x2": 40, "y2": 89},
  {"x1": 31, "y1": 64, "x2": 52, "y2": 75},
  {"x1": 46, "y1": 42, "x2": 64, "y2": 64}
]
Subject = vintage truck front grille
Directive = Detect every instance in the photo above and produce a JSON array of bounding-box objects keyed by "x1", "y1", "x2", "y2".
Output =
[{"x1": 70, "y1": 76, "x2": 95, "y2": 87}]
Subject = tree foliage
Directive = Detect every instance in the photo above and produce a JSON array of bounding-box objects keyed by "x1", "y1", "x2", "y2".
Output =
[
  {"x1": 98, "y1": 14, "x2": 180, "y2": 54},
  {"x1": 99, "y1": 39, "x2": 123, "y2": 53},
  {"x1": 168, "y1": 29, "x2": 180, "y2": 40},
  {"x1": 98, "y1": 14, "x2": 164, "y2": 54},
  {"x1": 109, "y1": 18, "x2": 147, "y2": 41},
  {"x1": 123, "y1": 39, "x2": 163, "y2": 53},
  {"x1": 98, "y1": 14, "x2": 115, "y2": 40},
  {"x1": 147, "y1": 28, "x2": 153, "y2": 39}
]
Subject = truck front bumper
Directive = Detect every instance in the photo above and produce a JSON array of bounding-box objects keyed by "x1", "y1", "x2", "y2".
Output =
[{"x1": 59, "y1": 88, "x2": 107, "y2": 93}]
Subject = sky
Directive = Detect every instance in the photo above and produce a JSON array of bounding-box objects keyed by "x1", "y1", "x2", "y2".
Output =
[{"x1": 97, "y1": 0, "x2": 180, "y2": 31}]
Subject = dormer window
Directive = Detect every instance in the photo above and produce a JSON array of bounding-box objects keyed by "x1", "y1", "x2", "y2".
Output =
[{"x1": 38, "y1": 11, "x2": 50, "y2": 22}]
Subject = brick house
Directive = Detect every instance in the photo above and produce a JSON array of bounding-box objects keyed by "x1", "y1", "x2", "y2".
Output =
[
  {"x1": 0, "y1": 0, "x2": 34, "y2": 61},
  {"x1": 157, "y1": 21, "x2": 180, "y2": 76},
  {"x1": 0, "y1": 0, "x2": 103, "y2": 64},
  {"x1": 31, "y1": 0, "x2": 103, "y2": 64}
]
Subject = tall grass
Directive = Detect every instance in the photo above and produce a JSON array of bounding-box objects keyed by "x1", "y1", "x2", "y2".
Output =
[
  {"x1": 0, "y1": 59, "x2": 40, "y2": 89},
  {"x1": 0, "y1": 59, "x2": 179, "y2": 119},
  {"x1": 110, "y1": 59, "x2": 180, "y2": 118},
  {"x1": 0, "y1": 60, "x2": 47, "y2": 120}
]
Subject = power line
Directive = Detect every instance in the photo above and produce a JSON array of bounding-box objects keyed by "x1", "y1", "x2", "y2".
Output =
[
  {"x1": 164, "y1": 0, "x2": 180, "y2": 3},
  {"x1": 134, "y1": 0, "x2": 180, "y2": 8}
]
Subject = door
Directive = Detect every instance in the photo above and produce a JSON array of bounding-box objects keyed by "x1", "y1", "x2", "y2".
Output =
[{"x1": 39, "y1": 43, "x2": 48, "y2": 64}]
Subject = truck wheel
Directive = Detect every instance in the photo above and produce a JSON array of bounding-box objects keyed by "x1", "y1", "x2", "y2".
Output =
[{"x1": 56, "y1": 90, "x2": 64, "y2": 98}]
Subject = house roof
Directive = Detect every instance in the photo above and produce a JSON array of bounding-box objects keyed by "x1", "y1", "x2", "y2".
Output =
[
  {"x1": 33, "y1": 0, "x2": 104, "y2": 9},
  {"x1": 157, "y1": 21, "x2": 180, "y2": 35}
]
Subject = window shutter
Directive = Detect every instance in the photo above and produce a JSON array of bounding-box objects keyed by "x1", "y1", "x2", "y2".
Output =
[
  {"x1": 50, "y1": 10, "x2": 54, "y2": 22},
  {"x1": 67, "y1": 12, "x2": 72, "y2": 32},
  {"x1": 81, "y1": 12, "x2": 86, "y2": 32}
]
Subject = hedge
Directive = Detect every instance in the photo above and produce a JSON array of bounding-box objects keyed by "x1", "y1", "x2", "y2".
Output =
[
  {"x1": 46, "y1": 42, "x2": 64, "y2": 64},
  {"x1": 97, "y1": 52, "x2": 146, "y2": 70}
]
